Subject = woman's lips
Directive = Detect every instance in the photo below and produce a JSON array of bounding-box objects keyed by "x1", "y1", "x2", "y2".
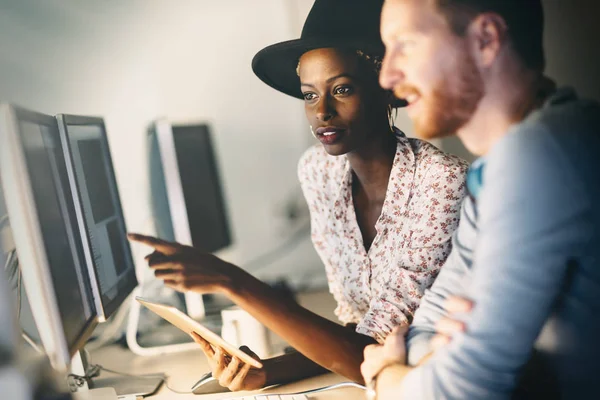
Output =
[{"x1": 316, "y1": 126, "x2": 346, "y2": 145}]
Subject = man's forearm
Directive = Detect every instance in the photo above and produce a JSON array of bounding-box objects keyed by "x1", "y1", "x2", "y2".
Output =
[{"x1": 263, "y1": 351, "x2": 329, "y2": 386}]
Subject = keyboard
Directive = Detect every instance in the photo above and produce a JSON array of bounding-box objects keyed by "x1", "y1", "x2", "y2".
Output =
[
  {"x1": 226, "y1": 395, "x2": 308, "y2": 400},
  {"x1": 222, "y1": 381, "x2": 364, "y2": 399}
]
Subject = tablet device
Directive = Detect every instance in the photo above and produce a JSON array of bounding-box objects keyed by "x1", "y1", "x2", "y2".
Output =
[{"x1": 136, "y1": 297, "x2": 263, "y2": 368}]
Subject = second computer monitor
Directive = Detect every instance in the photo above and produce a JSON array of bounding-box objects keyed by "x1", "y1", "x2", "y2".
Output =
[
  {"x1": 57, "y1": 114, "x2": 138, "y2": 322},
  {"x1": 0, "y1": 104, "x2": 97, "y2": 371},
  {"x1": 148, "y1": 120, "x2": 232, "y2": 319},
  {"x1": 149, "y1": 120, "x2": 231, "y2": 253}
]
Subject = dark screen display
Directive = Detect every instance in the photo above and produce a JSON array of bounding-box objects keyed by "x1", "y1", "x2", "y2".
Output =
[
  {"x1": 77, "y1": 139, "x2": 115, "y2": 223},
  {"x1": 66, "y1": 123, "x2": 137, "y2": 317},
  {"x1": 172, "y1": 125, "x2": 231, "y2": 252},
  {"x1": 19, "y1": 119, "x2": 94, "y2": 351}
]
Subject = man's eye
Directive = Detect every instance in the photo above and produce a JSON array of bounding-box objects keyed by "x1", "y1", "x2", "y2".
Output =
[
  {"x1": 398, "y1": 39, "x2": 416, "y2": 54},
  {"x1": 303, "y1": 92, "x2": 317, "y2": 101}
]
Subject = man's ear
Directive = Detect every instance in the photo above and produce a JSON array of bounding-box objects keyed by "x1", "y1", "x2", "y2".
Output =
[{"x1": 467, "y1": 13, "x2": 508, "y2": 68}]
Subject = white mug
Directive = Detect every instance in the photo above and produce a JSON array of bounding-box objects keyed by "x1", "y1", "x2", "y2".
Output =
[{"x1": 220, "y1": 307, "x2": 271, "y2": 359}]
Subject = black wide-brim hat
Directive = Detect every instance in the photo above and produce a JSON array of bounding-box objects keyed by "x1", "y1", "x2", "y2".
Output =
[{"x1": 252, "y1": 0, "x2": 402, "y2": 104}]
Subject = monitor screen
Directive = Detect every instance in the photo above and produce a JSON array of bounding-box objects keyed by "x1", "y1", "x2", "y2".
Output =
[
  {"x1": 148, "y1": 121, "x2": 232, "y2": 320},
  {"x1": 17, "y1": 113, "x2": 96, "y2": 354},
  {"x1": 59, "y1": 117, "x2": 137, "y2": 320},
  {"x1": 171, "y1": 124, "x2": 231, "y2": 253},
  {"x1": 149, "y1": 122, "x2": 231, "y2": 253}
]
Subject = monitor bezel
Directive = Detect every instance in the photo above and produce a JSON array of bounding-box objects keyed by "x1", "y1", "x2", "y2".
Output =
[
  {"x1": 0, "y1": 104, "x2": 98, "y2": 372},
  {"x1": 57, "y1": 114, "x2": 138, "y2": 322}
]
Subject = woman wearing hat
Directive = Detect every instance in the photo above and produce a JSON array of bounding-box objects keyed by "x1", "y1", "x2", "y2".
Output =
[{"x1": 129, "y1": 0, "x2": 468, "y2": 391}]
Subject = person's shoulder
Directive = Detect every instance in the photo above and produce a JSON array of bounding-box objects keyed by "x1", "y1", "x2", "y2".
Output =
[
  {"x1": 408, "y1": 137, "x2": 470, "y2": 179},
  {"x1": 481, "y1": 95, "x2": 597, "y2": 221},
  {"x1": 533, "y1": 87, "x2": 600, "y2": 124},
  {"x1": 485, "y1": 122, "x2": 554, "y2": 179},
  {"x1": 485, "y1": 100, "x2": 599, "y2": 198},
  {"x1": 515, "y1": 88, "x2": 600, "y2": 147},
  {"x1": 491, "y1": 89, "x2": 600, "y2": 173}
]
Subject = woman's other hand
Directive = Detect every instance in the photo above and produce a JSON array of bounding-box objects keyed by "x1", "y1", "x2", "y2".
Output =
[{"x1": 191, "y1": 332, "x2": 267, "y2": 391}]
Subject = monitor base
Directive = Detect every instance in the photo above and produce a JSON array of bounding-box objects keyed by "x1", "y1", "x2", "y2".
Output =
[
  {"x1": 75, "y1": 348, "x2": 164, "y2": 398},
  {"x1": 90, "y1": 375, "x2": 163, "y2": 398},
  {"x1": 72, "y1": 388, "x2": 118, "y2": 400}
]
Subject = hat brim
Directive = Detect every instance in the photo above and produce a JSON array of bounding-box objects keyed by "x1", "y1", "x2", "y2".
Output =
[{"x1": 252, "y1": 36, "x2": 393, "y2": 102}]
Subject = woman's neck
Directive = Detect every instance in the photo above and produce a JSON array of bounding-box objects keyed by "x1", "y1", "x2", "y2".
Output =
[{"x1": 346, "y1": 129, "x2": 397, "y2": 203}]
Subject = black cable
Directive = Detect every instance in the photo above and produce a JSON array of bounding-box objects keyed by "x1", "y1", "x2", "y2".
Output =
[
  {"x1": 16, "y1": 260, "x2": 22, "y2": 320},
  {"x1": 94, "y1": 364, "x2": 165, "y2": 380},
  {"x1": 9, "y1": 253, "x2": 44, "y2": 354},
  {"x1": 1, "y1": 215, "x2": 17, "y2": 287},
  {"x1": 243, "y1": 220, "x2": 311, "y2": 273},
  {"x1": 2, "y1": 249, "x2": 12, "y2": 274},
  {"x1": 97, "y1": 365, "x2": 193, "y2": 395},
  {"x1": 0, "y1": 214, "x2": 8, "y2": 229},
  {"x1": 3, "y1": 250, "x2": 21, "y2": 316},
  {"x1": 3, "y1": 250, "x2": 18, "y2": 288}
]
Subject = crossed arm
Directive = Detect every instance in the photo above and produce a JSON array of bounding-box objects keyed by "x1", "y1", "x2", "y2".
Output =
[{"x1": 361, "y1": 130, "x2": 591, "y2": 399}]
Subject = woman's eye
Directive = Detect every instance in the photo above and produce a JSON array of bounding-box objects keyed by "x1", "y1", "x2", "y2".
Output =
[
  {"x1": 334, "y1": 86, "x2": 353, "y2": 95},
  {"x1": 303, "y1": 92, "x2": 317, "y2": 101}
]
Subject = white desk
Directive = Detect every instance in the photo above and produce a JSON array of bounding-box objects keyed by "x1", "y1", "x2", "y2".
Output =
[{"x1": 90, "y1": 290, "x2": 366, "y2": 400}]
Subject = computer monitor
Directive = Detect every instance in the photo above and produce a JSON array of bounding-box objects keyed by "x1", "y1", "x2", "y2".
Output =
[
  {"x1": 56, "y1": 114, "x2": 138, "y2": 322},
  {"x1": 149, "y1": 120, "x2": 231, "y2": 253},
  {"x1": 148, "y1": 119, "x2": 232, "y2": 319},
  {"x1": 0, "y1": 104, "x2": 97, "y2": 372}
]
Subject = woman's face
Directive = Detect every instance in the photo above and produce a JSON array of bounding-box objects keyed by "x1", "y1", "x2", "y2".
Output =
[{"x1": 298, "y1": 48, "x2": 388, "y2": 156}]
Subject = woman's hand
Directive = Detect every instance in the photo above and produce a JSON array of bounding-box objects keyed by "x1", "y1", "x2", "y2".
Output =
[
  {"x1": 128, "y1": 233, "x2": 240, "y2": 294},
  {"x1": 191, "y1": 333, "x2": 267, "y2": 391}
]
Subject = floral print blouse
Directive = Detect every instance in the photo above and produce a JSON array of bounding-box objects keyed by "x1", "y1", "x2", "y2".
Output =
[{"x1": 298, "y1": 130, "x2": 469, "y2": 342}]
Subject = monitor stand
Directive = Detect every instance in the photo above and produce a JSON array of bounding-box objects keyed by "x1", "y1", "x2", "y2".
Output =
[
  {"x1": 71, "y1": 388, "x2": 118, "y2": 400},
  {"x1": 89, "y1": 375, "x2": 163, "y2": 398},
  {"x1": 71, "y1": 351, "x2": 163, "y2": 398}
]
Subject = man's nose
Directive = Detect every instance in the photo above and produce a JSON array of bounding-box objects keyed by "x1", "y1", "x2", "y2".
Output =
[{"x1": 380, "y1": 50, "x2": 405, "y2": 90}]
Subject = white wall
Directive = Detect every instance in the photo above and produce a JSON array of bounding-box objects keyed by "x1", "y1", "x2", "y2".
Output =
[
  {"x1": 1, "y1": 0, "x2": 598, "y2": 287},
  {"x1": 0, "y1": 0, "x2": 325, "y2": 288}
]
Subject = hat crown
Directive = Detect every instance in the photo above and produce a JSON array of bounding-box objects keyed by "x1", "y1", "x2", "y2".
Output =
[
  {"x1": 251, "y1": 0, "x2": 392, "y2": 102},
  {"x1": 300, "y1": 0, "x2": 384, "y2": 44}
]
